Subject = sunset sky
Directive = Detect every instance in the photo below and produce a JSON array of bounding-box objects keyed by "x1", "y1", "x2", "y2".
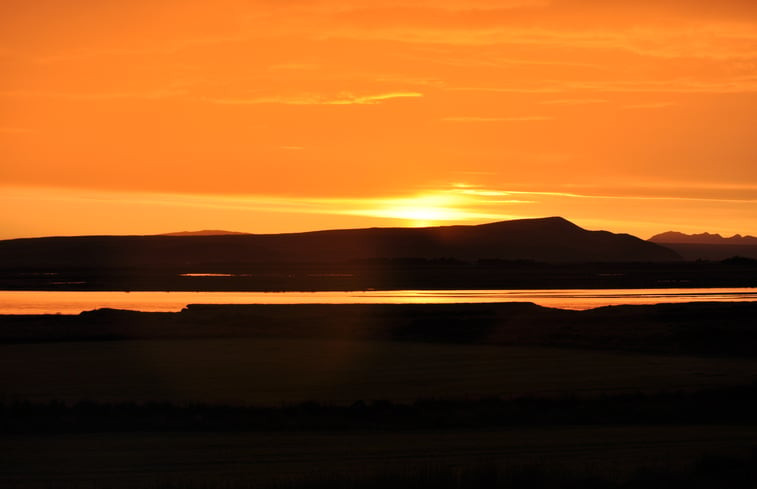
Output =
[{"x1": 2, "y1": 0, "x2": 757, "y2": 239}]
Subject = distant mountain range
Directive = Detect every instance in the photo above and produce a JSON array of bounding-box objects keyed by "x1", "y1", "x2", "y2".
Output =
[
  {"x1": 648, "y1": 231, "x2": 757, "y2": 261},
  {"x1": 650, "y1": 231, "x2": 757, "y2": 245},
  {"x1": 0, "y1": 217, "x2": 680, "y2": 268}
]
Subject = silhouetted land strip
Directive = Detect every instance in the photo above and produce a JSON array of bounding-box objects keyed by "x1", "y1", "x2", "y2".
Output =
[
  {"x1": 652, "y1": 243, "x2": 757, "y2": 261},
  {"x1": 4, "y1": 300, "x2": 757, "y2": 488},
  {"x1": 3, "y1": 258, "x2": 757, "y2": 290},
  {"x1": 4, "y1": 426, "x2": 757, "y2": 489},
  {"x1": 0, "y1": 218, "x2": 680, "y2": 268},
  {"x1": 159, "y1": 453, "x2": 757, "y2": 489},
  {"x1": 204, "y1": 453, "x2": 757, "y2": 489},
  {"x1": 5, "y1": 217, "x2": 757, "y2": 290},
  {"x1": 4, "y1": 384, "x2": 757, "y2": 434},
  {"x1": 3, "y1": 302, "x2": 756, "y2": 356},
  {"x1": 650, "y1": 230, "x2": 757, "y2": 260}
]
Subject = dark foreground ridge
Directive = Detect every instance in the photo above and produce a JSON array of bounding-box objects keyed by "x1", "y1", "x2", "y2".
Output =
[
  {"x1": 3, "y1": 301, "x2": 757, "y2": 489},
  {"x1": 3, "y1": 301, "x2": 756, "y2": 356},
  {"x1": 0, "y1": 216, "x2": 680, "y2": 269}
]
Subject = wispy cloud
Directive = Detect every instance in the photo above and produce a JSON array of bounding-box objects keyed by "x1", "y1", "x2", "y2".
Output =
[
  {"x1": 437, "y1": 182, "x2": 757, "y2": 205},
  {"x1": 623, "y1": 101, "x2": 675, "y2": 109},
  {"x1": 1, "y1": 184, "x2": 527, "y2": 229},
  {"x1": 326, "y1": 10, "x2": 757, "y2": 60},
  {"x1": 540, "y1": 98, "x2": 608, "y2": 105},
  {"x1": 498, "y1": 189, "x2": 757, "y2": 205},
  {"x1": 442, "y1": 115, "x2": 553, "y2": 122},
  {"x1": 268, "y1": 63, "x2": 319, "y2": 71},
  {"x1": 204, "y1": 91, "x2": 423, "y2": 105},
  {"x1": 0, "y1": 89, "x2": 423, "y2": 106},
  {"x1": 4, "y1": 181, "x2": 756, "y2": 239}
]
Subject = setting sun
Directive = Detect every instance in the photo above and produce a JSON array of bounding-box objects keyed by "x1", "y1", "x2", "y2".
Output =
[
  {"x1": 1, "y1": 0, "x2": 756, "y2": 238},
  {"x1": 349, "y1": 193, "x2": 491, "y2": 227},
  {"x1": 2, "y1": 3, "x2": 757, "y2": 487},
  {"x1": 379, "y1": 207, "x2": 459, "y2": 227}
]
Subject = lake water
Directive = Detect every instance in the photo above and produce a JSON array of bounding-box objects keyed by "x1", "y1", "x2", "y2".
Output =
[{"x1": 1, "y1": 288, "x2": 755, "y2": 314}]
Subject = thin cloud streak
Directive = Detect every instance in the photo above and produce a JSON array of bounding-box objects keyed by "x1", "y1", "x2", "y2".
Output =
[
  {"x1": 327, "y1": 17, "x2": 757, "y2": 60},
  {"x1": 623, "y1": 102, "x2": 675, "y2": 109},
  {"x1": 442, "y1": 116, "x2": 554, "y2": 122},
  {"x1": 9, "y1": 185, "x2": 751, "y2": 220},
  {"x1": 3, "y1": 183, "x2": 756, "y2": 238},
  {"x1": 0, "y1": 185, "x2": 527, "y2": 232},
  {"x1": 540, "y1": 98, "x2": 608, "y2": 105},
  {"x1": 204, "y1": 92, "x2": 423, "y2": 105},
  {"x1": 440, "y1": 182, "x2": 757, "y2": 204},
  {"x1": 500, "y1": 189, "x2": 757, "y2": 204}
]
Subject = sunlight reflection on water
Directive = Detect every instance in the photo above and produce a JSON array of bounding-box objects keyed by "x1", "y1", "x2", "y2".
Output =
[{"x1": 0, "y1": 288, "x2": 756, "y2": 314}]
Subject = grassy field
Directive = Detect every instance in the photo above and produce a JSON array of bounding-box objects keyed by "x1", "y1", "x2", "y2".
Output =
[
  {"x1": 3, "y1": 426, "x2": 757, "y2": 488},
  {"x1": 3, "y1": 303, "x2": 757, "y2": 487},
  {"x1": 2, "y1": 338, "x2": 757, "y2": 405}
]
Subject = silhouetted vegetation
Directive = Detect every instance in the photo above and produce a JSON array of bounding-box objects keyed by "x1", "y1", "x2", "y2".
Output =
[
  {"x1": 659, "y1": 243, "x2": 757, "y2": 261},
  {"x1": 190, "y1": 455, "x2": 757, "y2": 489},
  {"x1": 3, "y1": 302, "x2": 757, "y2": 356},
  {"x1": 2, "y1": 295, "x2": 756, "y2": 488},
  {"x1": 722, "y1": 256, "x2": 757, "y2": 266},
  {"x1": 24, "y1": 452, "x2": 757, "y2": 489},
  {"x1": 4, "y1": 384, "x2": 757, "y2": 434},
  {"x1": 204, "y1": 453, "x2": 757, "y2": 489}
]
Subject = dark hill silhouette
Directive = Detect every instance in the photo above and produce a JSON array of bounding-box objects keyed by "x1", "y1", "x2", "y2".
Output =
[
  {"x1": 0, "y1": 217, "x2": 680, "y2": 269},
  {"x1": 649, "y1": 231, "x2": 757, "y2": 261},
  {"x1": 160, "y1": 230, "x2": 249, "y2": 236},
  {"x1": 650, "y1": 231, "x2": 757, "y2": 245}
]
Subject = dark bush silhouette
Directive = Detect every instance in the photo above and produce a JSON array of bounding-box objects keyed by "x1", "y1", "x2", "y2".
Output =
[{"x1": 4, "y1": 384, "x2": 757, "y2": 434}]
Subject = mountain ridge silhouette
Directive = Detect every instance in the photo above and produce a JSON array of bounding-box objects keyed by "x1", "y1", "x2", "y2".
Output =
[
  {"x1": 648, "y1": 231, "x2": 757, "y2": 260},
  {"x1": 159, "y1": 230, "x2": 250, "y2": 236},
  {"x1": 650, "y1": 231, "x2": 757, "y2": 245},
  {"x1": 0, "y1": 217, "x2": 680, "y2": 267}
]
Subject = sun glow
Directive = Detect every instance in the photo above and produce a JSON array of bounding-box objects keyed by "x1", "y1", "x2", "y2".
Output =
[
  {"x1": 347, "y1": 193, "x2": 503, "y2": 227},
  {"x1": 2, "y1": 1, "x2": 757, "y2": 239},
  {"x1": 2, "y1": 182, "x2": 755, "y2": 239},
  {"x1": 0, "y1": 185, "x2": 512, "y2": 238},
  {"x1": 378, "y1": 206, "x2": 458, "y2": 227}
]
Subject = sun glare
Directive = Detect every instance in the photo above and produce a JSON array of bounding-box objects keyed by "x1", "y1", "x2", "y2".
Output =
[
  {"x1": 353, "y1": 193, "x2": 479, "y2": 227},
  {"x1": 381, "y1": 206, "x2": 456, "y2": 227},
  {"x1": 330, "y1": 190, "x2": 517, "y2": 228}
]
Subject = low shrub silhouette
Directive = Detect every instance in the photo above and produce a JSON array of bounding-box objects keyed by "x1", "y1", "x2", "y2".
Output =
[{"x1": 4, "y1": 383, "x2": 757, "y2": 434}]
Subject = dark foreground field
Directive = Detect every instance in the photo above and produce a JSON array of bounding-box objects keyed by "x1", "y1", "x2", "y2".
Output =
[
  {"x1": 1, "y1": 302, "x2": 757, "y2": 488},
  {"x1": 4, "y1": 425, "x2": 757, "y2": 488}
]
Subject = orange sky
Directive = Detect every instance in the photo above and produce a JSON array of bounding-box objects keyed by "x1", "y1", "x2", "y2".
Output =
[{"x1": 2, "y1": 0, "x2": 757, "y2": 239}]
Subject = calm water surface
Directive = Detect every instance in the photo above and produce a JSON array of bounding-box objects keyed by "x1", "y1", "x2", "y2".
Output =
[{"x1": 1, "y1": 288, "x2": 756, "y2": 314}]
